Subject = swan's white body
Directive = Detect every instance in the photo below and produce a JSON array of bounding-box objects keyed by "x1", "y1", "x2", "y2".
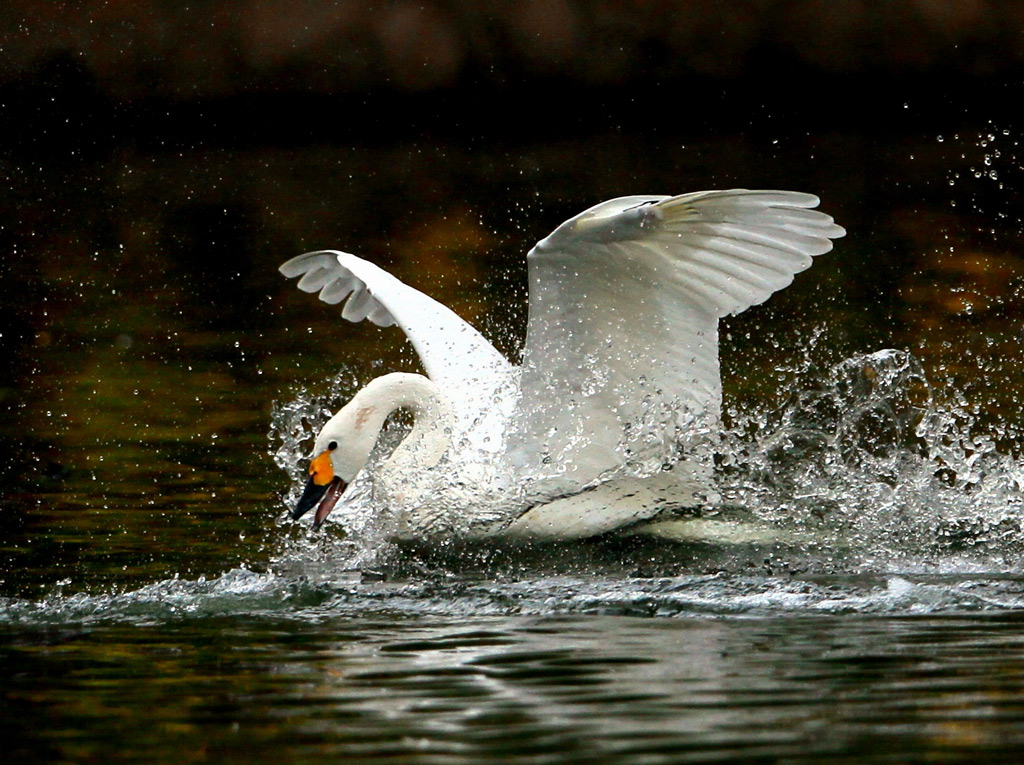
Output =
[{"x1": 281, "y1": 190, "x2": 845, "y2": 540}]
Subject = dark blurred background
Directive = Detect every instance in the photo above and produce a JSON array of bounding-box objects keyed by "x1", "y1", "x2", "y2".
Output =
[
  {"x1": 3, "y1": 1, "x2": 1024, "y2": 593},
  {"x1": 3, "y1": 0, "x2": 1024, "y2": 150}
]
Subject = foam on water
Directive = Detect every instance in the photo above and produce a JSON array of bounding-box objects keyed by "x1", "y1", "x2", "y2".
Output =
[{"x1": 7, "y1": 566, "x2": 1024, "y2": 628}]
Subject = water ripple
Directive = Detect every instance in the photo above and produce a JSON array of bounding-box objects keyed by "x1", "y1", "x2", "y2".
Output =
[{"x1": 6, "y1": 567, "x2": 1024, "y2": 629}]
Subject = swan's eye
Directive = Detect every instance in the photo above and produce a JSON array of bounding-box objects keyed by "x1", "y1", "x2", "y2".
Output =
[{"x1": 328, "y1": 441, "x2": 338, "y2": 451}]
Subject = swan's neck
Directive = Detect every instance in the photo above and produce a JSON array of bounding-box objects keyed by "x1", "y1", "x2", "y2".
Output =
[{"x1": 349, "y1": 372, "x2": 453, "y2": 477}]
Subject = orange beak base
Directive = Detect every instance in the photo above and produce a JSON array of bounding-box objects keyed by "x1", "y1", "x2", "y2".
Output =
[{"x1": 290, "y1": 449, "x2": 347, "y2": 528}]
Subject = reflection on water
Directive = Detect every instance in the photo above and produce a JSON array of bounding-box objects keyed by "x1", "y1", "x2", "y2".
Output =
[
  {"x1": 5, "y1": 124, "x2": 1024, "y2": 760},
  {"x1": 6, "y1": 590, "x2": 1024, "y2": 763}
]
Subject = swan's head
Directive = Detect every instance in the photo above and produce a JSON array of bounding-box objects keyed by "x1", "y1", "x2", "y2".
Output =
[
  {"x1": 288, "y1": 373, "x2": 453, "y2": 529},
  {"x1": 290, "y1": 403, "x2": 381, "y2": 529}
]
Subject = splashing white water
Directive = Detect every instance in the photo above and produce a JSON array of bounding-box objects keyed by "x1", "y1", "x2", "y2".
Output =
[
  {"x1": 269, "y1": 350, "x2": 1024, "y2": 574},
  {"x1": 269, "y1": 365, "x2": 423, "y2": 568},
  {"x1": 716, "y1": 349, "x2": 1024, "y2": 572},
  {"x1": 8, "y1": 566, "x2": 1024, "y2": 627}
]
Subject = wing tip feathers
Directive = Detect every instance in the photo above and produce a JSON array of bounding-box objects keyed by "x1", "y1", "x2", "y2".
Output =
[
  {"x1": 280, "y1": 249, "x2": 399, "y2": 326},
  {"x1": 279, "y1": 249, "x2": 346, "y2": 278}
]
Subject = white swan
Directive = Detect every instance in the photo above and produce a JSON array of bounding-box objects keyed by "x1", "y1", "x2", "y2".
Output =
[{"x1": 280, "y1": 190, "x2": 845, "y2": 540}]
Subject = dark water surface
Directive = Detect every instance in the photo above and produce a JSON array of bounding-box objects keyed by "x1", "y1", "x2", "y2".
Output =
[
  {"x1": 6, "y1": 604, "x2": 1024, "y2": 764},
  {"x1": 5, "y1": 113, "x2": 1024, "y2": 761}
]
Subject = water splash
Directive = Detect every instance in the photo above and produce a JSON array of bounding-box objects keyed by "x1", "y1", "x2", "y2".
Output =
[
  {"x1": 7, "y1": 566, "x2": 1024, "y2": 628},
  {"x1": 268, "y1": 349, "x2": 1024, "y2": 577},
  {"x1": 269, "y1": 366, "x2": 363, "y2": 499},
  {"x1": 0, "y1": 567, "x2": 339, "y2": 628},
  {"x1": 268, "y1": 366, "x2": 417, "y2": 569},
  {"x1": 716, "y1": 349, "x2": 1024, "y2": 572}
]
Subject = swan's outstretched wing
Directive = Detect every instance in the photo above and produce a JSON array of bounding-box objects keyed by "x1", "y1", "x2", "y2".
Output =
[
  {"x1": 515, "y1": 189, "x2": 844, "y2": 482},
  {"x1": 280, "y1": 250, "x2": 513, "y2": 437}
]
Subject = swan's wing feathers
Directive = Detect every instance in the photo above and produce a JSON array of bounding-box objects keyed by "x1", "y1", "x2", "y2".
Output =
[
  {"x1": 517, "y1": 189, "x2": 843, "y2": 484},
  {"x1": 282, "y1": 251, "x2": 397, "y2": 327},
  {"x1": 280, "y1": 251, "x2": 513, "y2": 418},
  {"x1": 532, "y1": 189, "x2": 844, "y2": 318}
]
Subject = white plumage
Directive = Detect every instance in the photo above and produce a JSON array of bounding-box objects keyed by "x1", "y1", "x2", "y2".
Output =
[{"x1": 280, "y1": 189, "x2": 845, "y2": 540}]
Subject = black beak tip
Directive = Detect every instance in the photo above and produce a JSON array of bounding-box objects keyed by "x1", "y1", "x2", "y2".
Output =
[{"x1": 291, "y1": 476, "x2": 329, "y2": 521}]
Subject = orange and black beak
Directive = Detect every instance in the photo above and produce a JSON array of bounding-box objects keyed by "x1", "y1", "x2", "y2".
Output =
[{"x1": 291, "y1": 449, "x2": 347, "y2": 530}]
